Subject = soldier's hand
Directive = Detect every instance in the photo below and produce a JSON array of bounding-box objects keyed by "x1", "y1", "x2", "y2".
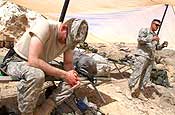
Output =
[
  {"x1": 64, "y1": 70, "x2": 80, "y2": 87},
  {"x1": 162, "y1": 41, "x2": 168, "y2": 48},
  {"x1": 152, "y1": 36, "x2": 160, "y2": 41}
]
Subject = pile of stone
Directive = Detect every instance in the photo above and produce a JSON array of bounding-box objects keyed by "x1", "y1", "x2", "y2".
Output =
[{"x1": 0, "y1": 0, "x2": 44, "y2": 48}]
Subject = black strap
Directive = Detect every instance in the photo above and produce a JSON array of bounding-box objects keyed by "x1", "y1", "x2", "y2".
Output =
[
  {"x1": 3, "y1": 48, "x2": 15, "y2": 62},
  {"x1": 0, "y1": 48, "x2": 26, "y2": 76}
]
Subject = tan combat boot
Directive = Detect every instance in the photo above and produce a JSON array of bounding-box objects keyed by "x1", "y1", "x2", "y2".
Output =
[
  {"x1": 138, "y1": 92, "x2": 148, "y2": 101},
  {"x1": 34, "y1": 98, "x2": 56, "y2": 115},
  {"x1": 131, "y1": 88, "x2": 141, "y2": 98}
]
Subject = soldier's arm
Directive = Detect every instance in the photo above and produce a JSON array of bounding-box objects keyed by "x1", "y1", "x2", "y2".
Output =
[
  {"x1": 137, "y1": 28, "x2": 152, "y2": 45},
  {"x1": 156, "y1": 42, "x2": 163, "y2": 50},
  {"x1": 28, "y1": 35, "x2": 79, "y2": 86},
  {"x1": 28, "y1": 35, "x2": 67, "y2": 79},
  {"x1": 63, "y1": 48, "x2": 74, "y2": 71},
  {"x1": 156, "y1": 41, "x2": 168, "y2": 50}
]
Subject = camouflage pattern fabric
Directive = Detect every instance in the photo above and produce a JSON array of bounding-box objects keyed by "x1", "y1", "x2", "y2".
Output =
[
  {"x1": 67, "y1": 19, "x2": 88, "y2": 49},
  {"x1": 135, "y1": 28, "x2": 163, "y2": 60},
  {"x1": 5, "y1": 55, "x2": 73, "y2": 114},
  {"x1": 6, "y1": 59, "x2": 45, "y2": 114},
  {"x1": 150, "y1": 69, "x2": 171, "y2": 88},
  {"x1": 129, "y1": 28, "x2": 164, "y2": 94},
  {"x1": 128, "y1": 55, "x2": 154, "y2": 91}
]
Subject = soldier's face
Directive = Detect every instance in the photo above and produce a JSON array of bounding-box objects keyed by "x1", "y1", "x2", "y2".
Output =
[
  {"x1": 151, "y1": 21, "x2": 160, "y2": 31},
  {"x1": 58, "y1": 24, "x2": 68, "y2": 44}
]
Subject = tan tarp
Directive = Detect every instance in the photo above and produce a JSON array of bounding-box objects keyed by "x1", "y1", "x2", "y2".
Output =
[
  {"x1": 9, "y1": 0, "x2": 175, "y2": 15},
  {"x1": 9, "y1": 0, "x2": 175, "y2": 49}
]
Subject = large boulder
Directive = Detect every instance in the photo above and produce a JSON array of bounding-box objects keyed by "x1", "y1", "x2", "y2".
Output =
[{"x1": 0, "y1": 0, "x2": 44, "y2": 48}]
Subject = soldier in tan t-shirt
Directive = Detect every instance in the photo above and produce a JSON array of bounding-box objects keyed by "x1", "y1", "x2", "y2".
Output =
[{"x1": 4, "y1": 18, "x2": 88, "y2": 115}]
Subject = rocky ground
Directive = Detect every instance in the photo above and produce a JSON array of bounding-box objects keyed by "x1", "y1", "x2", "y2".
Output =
[
  {"x1": 84, "y1": 43, "x2": 175, "y2": 115},
  {"x1": 1, "y1": 43, "x2": 175, "y2": 115}
]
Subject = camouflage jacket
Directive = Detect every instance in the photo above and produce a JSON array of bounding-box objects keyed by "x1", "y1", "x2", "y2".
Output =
[{"x1": 135, "y1": 28, "x2": 163, "y2": 60}]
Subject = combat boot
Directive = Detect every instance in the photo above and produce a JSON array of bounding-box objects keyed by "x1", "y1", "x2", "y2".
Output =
[
  {"x1": 34, "y1": 98, "x2": 56, "y2": 115},
  {"x1": 131, "y1": 88, "x2": 141, "y2": 98},
  {"x1": 138, "y1": 92, "x2": 148, "y2": 101}
]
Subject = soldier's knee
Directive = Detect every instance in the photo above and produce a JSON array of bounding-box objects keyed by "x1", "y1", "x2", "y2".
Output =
[
  {"x1": 27, "y1": 68, "x2": 45, "y2": 85},
  {"x1": 34, "y1": 68, "x2": 45, "y2": 83}
]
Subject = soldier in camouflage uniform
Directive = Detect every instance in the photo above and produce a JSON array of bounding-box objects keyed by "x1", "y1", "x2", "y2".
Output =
[
  {"x1": 3, "y1": 18, "x2": 88, "y2": 115},
  {"x1": 128, "y1": 19, "x2": 168, "y2": 98}
]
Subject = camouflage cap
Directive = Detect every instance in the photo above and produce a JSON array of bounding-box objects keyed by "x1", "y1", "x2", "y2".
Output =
[{"x1": 66, "y1": 18, "x2": 88, "y2": 49}]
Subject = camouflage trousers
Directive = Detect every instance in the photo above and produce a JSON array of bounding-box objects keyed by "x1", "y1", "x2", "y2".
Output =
[
  {"x1": 128, "y1": 55, "x2": 154, "y2": 91},
  {"x1": 6, "y1": 57, "x2": 73, "y2": 115}
]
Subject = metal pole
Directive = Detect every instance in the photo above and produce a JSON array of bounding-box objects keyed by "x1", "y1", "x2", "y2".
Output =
[
  {"x1": 157, "y1": 4, "x2": 169, "y2": 35},
  {"x1": 172, "y1": 5, "x2": 175, "y2": 15},
  {"x1": 59, "y1": 0, "x2": 70, "y2": 23}
]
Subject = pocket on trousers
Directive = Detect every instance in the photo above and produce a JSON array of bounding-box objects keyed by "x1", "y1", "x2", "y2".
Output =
[{"x1": 17, "y1": 80, "x2": 26, "y2": 94}]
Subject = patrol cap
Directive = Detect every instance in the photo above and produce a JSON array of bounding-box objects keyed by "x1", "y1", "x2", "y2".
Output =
[{"x1": 66, "y1": 18, "x2": 88, "y2": 49}]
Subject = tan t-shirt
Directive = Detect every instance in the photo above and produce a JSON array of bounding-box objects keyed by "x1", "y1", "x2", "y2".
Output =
[{"x1": 14, "y1": 19, "x2": 69, "y2": 62}]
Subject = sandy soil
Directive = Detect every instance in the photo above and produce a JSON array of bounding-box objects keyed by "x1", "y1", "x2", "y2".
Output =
[{"x1": 1, "y1": 43, "x2": 175, "y2": 115}]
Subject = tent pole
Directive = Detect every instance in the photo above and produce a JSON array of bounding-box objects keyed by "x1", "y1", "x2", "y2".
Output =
[
  {"x1": 157, "y1": 4, "x2": 169, "y2": 35},
  {"x1": 172, "y1": 5, "x2": 175, "y2": 15},
  {"x1": 59, "y1": 0, "x2": 70, "y2": 23}
]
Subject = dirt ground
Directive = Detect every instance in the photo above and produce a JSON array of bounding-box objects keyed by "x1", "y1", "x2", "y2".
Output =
[{"x1": 1, "y1": 43, "x2": 175, "y2": 115}]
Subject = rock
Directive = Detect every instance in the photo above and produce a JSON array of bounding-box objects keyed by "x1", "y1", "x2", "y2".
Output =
[{"x1": 0, "y1": 1, "x2": 44, "y2": 49}]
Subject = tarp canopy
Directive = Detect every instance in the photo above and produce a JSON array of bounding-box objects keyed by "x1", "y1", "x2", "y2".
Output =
[
  {"x1": 9, "y1": 0, "x2": 175, "y2": 15},
  {"x1": 10, "y1": 0, "x2": 175, "y2": 49}
]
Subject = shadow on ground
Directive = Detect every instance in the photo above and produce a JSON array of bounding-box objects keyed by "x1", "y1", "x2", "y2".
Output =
[
  {"x1": 110, "y1": 72, "x2": 130, "y2": 80},
  {"x1": 75, "y1": 86, "x2": 116, "y2": 107}
]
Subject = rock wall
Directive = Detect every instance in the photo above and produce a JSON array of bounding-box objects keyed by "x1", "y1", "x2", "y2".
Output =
[{"x1": 0, "y1": 0, "x2": 45, "y2": 48}]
